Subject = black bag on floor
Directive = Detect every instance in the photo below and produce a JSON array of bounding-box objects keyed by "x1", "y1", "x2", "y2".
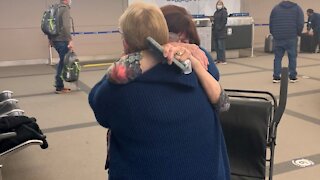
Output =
[
  {"x1": 300, "y1": 33, "x2": 317, "y2": 53},
  {"x1": 264, "y1": 34, "x2": 274, "y2": 53},
  {"x1": 0, "y1": 116, "x2": 48, "y2": 153}
]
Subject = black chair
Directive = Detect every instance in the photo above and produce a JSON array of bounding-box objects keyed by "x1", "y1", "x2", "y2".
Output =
[
  {"x1": 220, "y1": 68, "x2": 288, "y2": 180},
  {"x1": 0, "y1": 91, "x2": 13, "y2": 103},
  {"x1": 0, "y1": 139, "x2": 44, "y2": 180},
  {"x1": 0, "y1": 132, "x2": 16, "y2": 180},
  {"x1": 0, "y1": 90, "x2": 48, "y2": 180},
  {"x1": 0, "y1": 100, "x2": 24, "y2": 118},
  {"x1": 0, "y1": 116, "x2": 48, "y2": 180}
]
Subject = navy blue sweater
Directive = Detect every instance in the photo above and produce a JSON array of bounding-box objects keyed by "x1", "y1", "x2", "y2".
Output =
[
  {"x1": 89, "y1": 60, "x2": 230, "y2": 179},
  {"x1": 201, "y1": 46, "x2": 220, "y2": 81},
  {"x1": 269, "y1": 1, "x2": 304, "y2": 40}
]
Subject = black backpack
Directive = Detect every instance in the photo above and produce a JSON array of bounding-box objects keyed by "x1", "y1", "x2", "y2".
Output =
[
  {"x1": 41, "y1": 4, "x2": 64, "y2": 36},
  {"x1": 61, "y1": 51, "x2": 81, "y2": 82}
]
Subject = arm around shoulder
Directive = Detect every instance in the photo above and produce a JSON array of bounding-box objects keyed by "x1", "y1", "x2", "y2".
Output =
[
  {"x1": 88, "y1": 76, "x2": 111, "y2": 128},
  {"x1": 200, "y1": 47, "x2": 220, "y2": 81},
  {"x1": 189, "y1": 56, "x2": 221, "y2": 104}
]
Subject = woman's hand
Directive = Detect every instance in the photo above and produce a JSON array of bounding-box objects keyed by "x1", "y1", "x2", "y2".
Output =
[
  {"x1": 163, "y1": 43, "x2": 192, "y2": 65},
  {"x1": 166, "y1": 42, "x2": 209, "y2": 70},
  {"x1": 68, "y1": 40, "x2": 74, "y2": 50}
]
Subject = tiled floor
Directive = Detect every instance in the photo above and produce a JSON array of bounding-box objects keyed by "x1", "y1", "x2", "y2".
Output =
[{"x1": 0, "y1": 49, "x2": 319, "y2": 180}]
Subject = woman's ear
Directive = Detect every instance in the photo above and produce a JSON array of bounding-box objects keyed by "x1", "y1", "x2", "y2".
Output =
[{"x1": 122, "y1": 39, "x2": 129, "y2": 54}]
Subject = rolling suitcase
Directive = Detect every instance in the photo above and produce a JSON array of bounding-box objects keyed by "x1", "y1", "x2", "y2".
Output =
[
  {"x1": 300, "y1": 33, "x2": 317, "y2": 53},
  {"x1": 264, "y1": 34, "x2": 274, "y2": 53}
]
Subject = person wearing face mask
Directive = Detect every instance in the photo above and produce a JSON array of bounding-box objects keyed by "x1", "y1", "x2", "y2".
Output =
[
  {"x1": 49, "y1": 0, "x2": 74, "y2": 94},
  {"x1": 213, "y1": 0, "x2": 228, "y2": 64}
]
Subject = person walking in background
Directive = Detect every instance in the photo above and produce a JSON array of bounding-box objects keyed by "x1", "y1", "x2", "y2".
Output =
[
  {"x1": 160, "y1": 4, "x2": 220, "y2": 81},
  {"x1": 212, "y1": 0, "x2": 228, "y2": 65},
  {"x1": 306, "y1": 9, "x2": 320, "y2": 53},
  {"x1": 269, "y1": 1, "x2": 304, "y2": 83},
  {"x1": 49, "y1": 0, "x2": 73, "y2": 94}
]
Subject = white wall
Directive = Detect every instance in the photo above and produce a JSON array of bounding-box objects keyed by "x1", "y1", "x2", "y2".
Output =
[
  {"x1": 1, "y1": 0, "x2": 318, "y2": 64},
  {"x1": 129, "y1": 0, "x2": 240, "y2": 16},
  {"x1": 0, "y1": 0, "x2": 127, "y2": 64},
  {"x1": 241, "y1": 0, "x2": 320, "y2": 46}
]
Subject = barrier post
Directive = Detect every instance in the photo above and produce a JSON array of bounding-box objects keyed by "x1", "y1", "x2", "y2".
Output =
[
  {"x1": 0, "y1": 165, "x2": 3, "y2": 180},
  {"x1": 49, "y1": 44, "x2": 53, "y2": 65},
  {"x1": 251, "y1": 19, "x2": 255, "y2": 57}
]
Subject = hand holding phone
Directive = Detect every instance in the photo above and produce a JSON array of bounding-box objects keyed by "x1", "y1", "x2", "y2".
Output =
[{"x1": 146, "y1": 37, "x2": 192, "y2": 74}]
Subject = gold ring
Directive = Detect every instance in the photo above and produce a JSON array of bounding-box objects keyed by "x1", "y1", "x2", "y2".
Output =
[{"x1": 175, "y1": 51, "x2": 184, "y2": 56}]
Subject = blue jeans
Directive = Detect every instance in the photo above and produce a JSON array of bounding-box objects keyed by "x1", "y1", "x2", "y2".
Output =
[
  {"x1": 314, "y1": 31, "x2": 320, "y2": 51},
  {"x1": 273, "y1": 38, "x2": 298, "y2": 79},
  {"x1": 52, "y1": 41, "x2": 69, "y2": 90},
  {"x1": 214, "y1": 38, "x2": 226, "y2": 62}
]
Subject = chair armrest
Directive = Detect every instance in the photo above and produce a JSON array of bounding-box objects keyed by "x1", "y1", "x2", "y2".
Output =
[
  {"x1": 0, "y1": 132, "x2": 17, "y2": 141},
  {"x1": 0, "y1": 140, "x2": 43, "y2": 161}
]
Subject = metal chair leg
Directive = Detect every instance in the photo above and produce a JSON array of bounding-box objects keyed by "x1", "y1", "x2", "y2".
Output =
[{"x1": 0, "y1": 164, "x2": 3, "y2": 180}]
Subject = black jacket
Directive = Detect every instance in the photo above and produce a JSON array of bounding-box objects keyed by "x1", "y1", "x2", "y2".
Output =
[
  {"x1": 0, "y1": 116, "x2": 48, "y2": 153},
  {"x1": 269, "y1": 1, "x2": 304, "y2": 40},
  {"x1": 213, "y1": 8, "x2": 228, "y2": 39},
  {"x1": 307, "y1": 13, "x2": 320, "y2": 32}
]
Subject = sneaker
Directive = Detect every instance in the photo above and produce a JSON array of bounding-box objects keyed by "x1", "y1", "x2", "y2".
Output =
[
  {"x1": 214, "y1": 60, "x2": 220, "y2": 64},
  {"x1": 289, "y1": 78, "x2": 298, "y2": 83},
  {"x1": 220, "y1": 61, "x2": 227, "y2": 65},
  {"x1": 55, "y1": 88, "x2": 71, "y2": 94},
  {"x1": 273, "y1": 78, "x2": 280, "y2": 83}
]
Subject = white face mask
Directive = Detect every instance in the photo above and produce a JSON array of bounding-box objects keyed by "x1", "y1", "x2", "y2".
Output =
[{"x1": 217, "y1": 5, "x2": 223, "y2": 9}]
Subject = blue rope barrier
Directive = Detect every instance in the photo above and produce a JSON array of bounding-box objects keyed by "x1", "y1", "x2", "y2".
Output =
[
  {"x1": 70, "y1": 23, "x2": 290, "y2": 35},
  {"x1": 254, "y1": 24, "x2": 269, "y2": 26},
  {"x1": 254, "y1": 21, "x2": 308, "y2": 27},
  {"x1": 71, "y1": 30, "x2": 120, "y2": 35}
]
